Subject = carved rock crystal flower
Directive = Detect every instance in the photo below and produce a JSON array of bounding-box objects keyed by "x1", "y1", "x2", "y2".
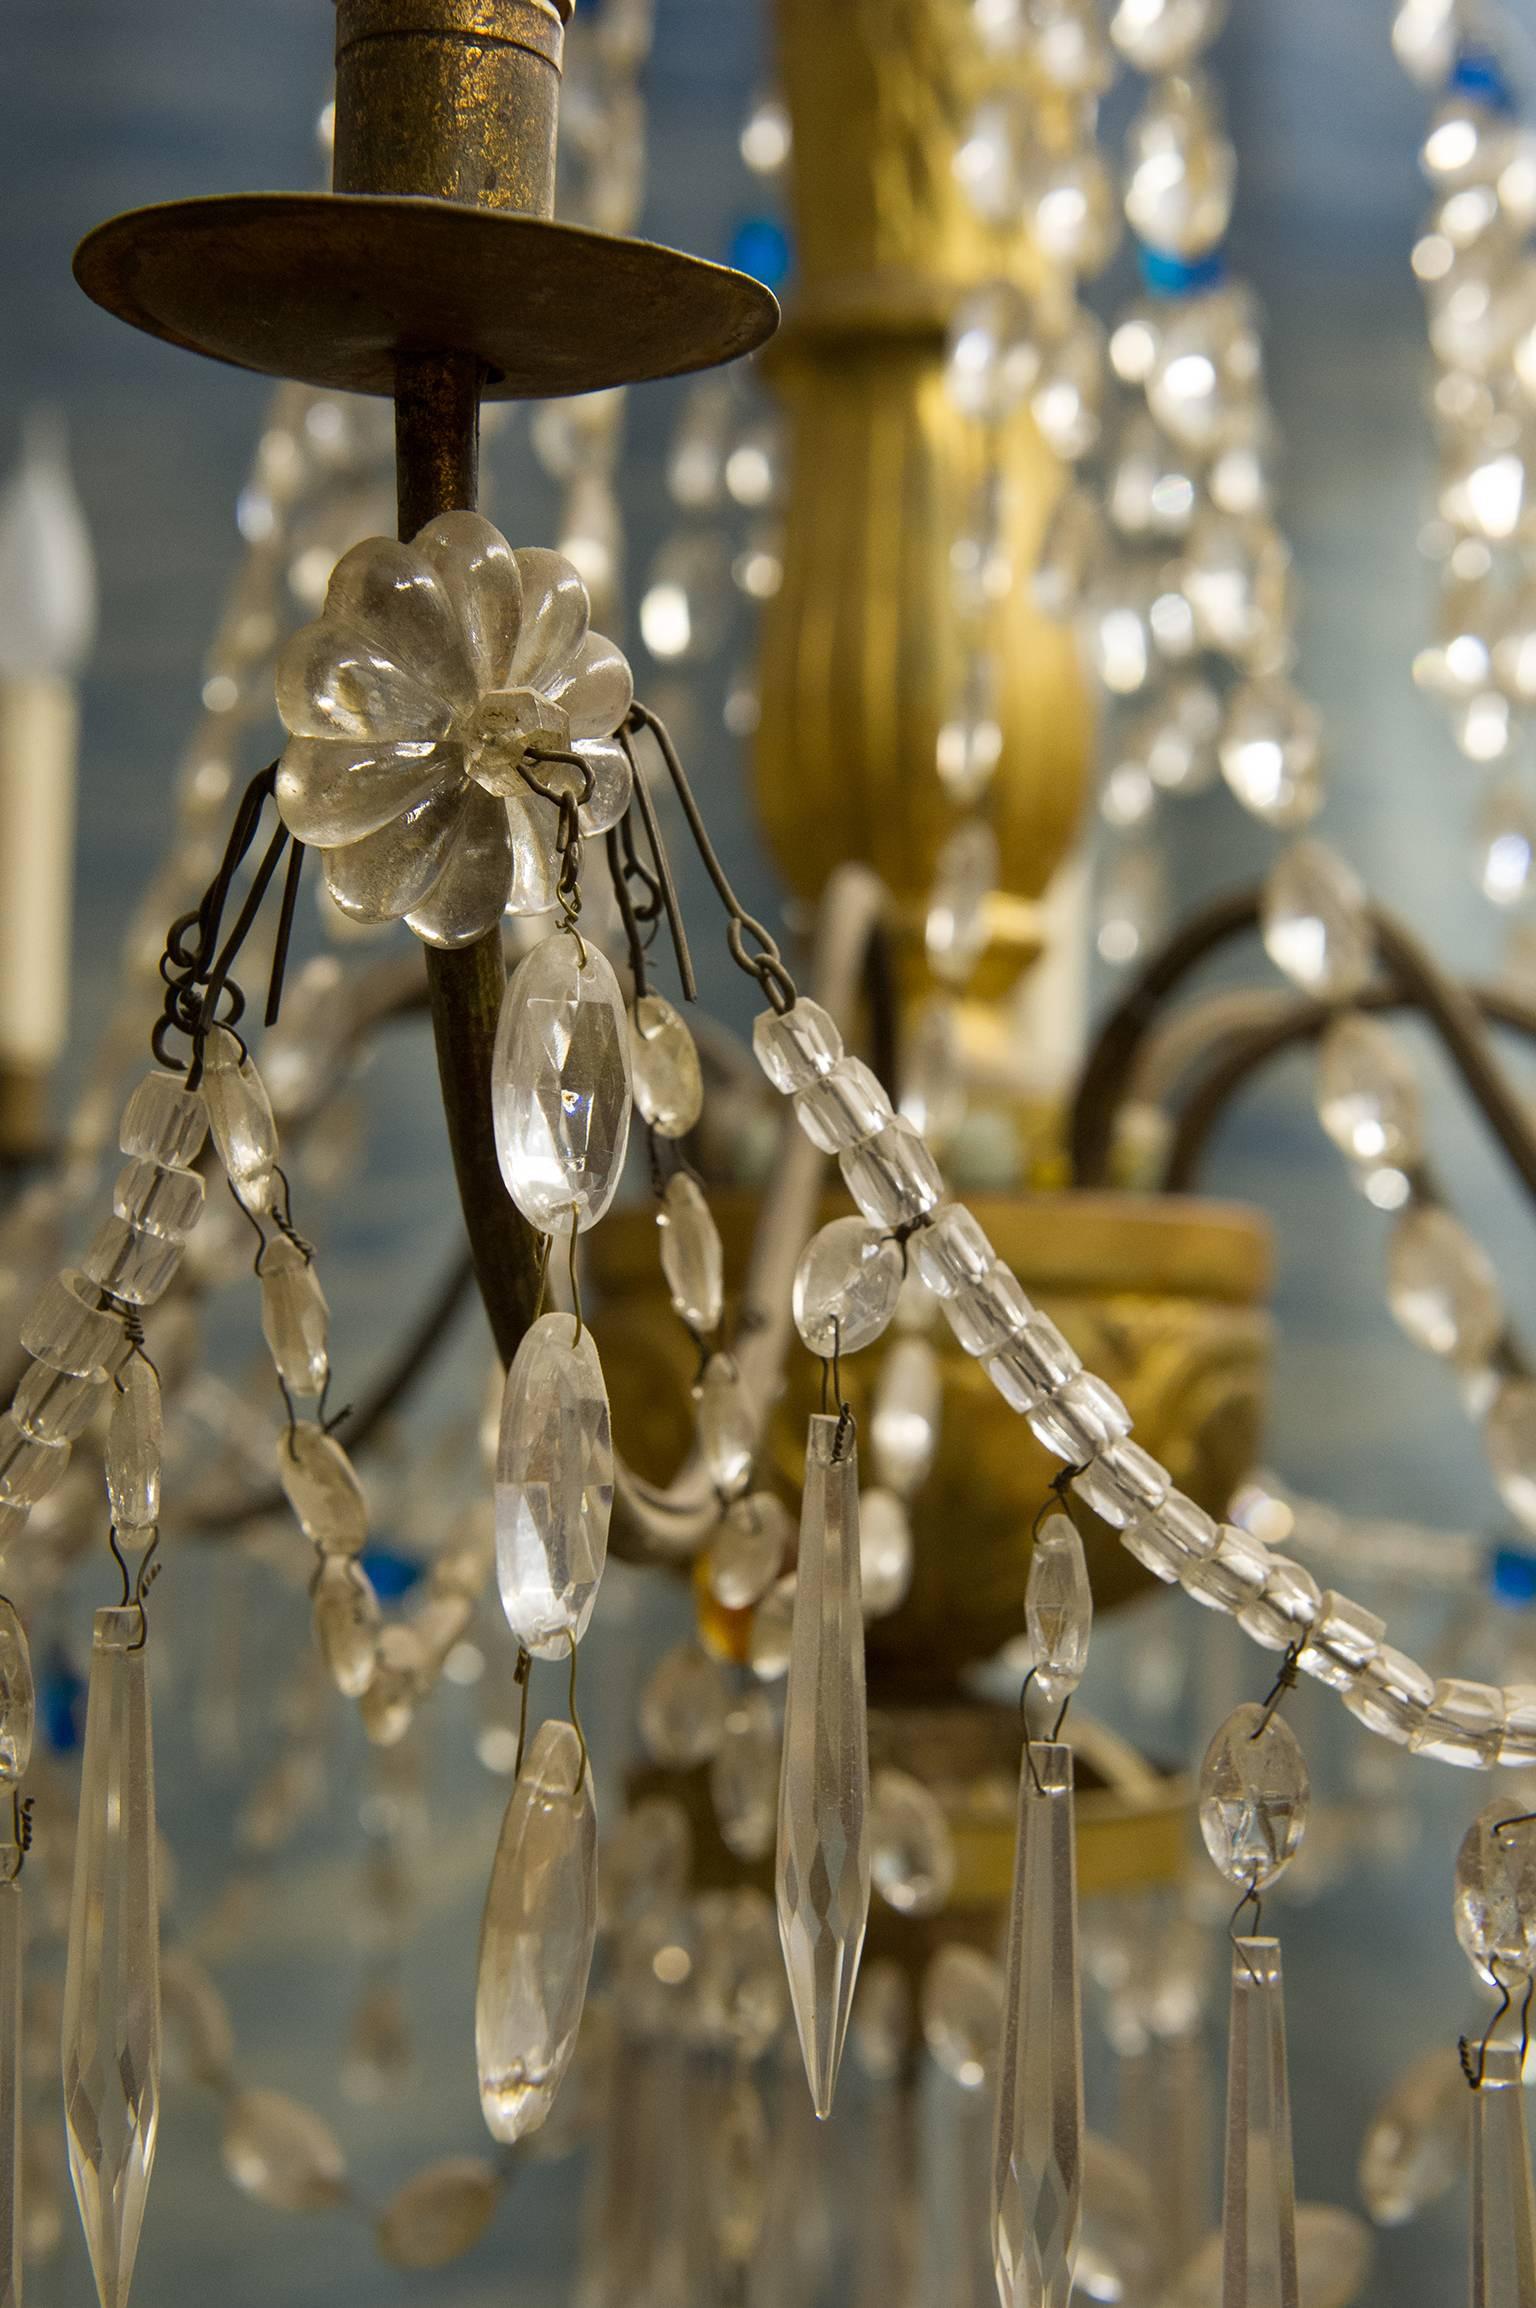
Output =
[{"x1": 274, "y1": 512, "x2": 634, "y2": 948}]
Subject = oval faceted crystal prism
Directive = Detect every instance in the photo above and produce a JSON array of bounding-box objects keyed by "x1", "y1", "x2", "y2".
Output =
[
  {"x1": 200, "y1": 1025, "x2": 279, "y2": 1212},
  {"x1": 312, "y1": 1555, "x2": 382, "y2": 1699},
  {"x1": 259, "y1": 1238, "x2": 331, "y2": 1398},
  {"x1": 1454, "y1": 1802, "x2": 1536, "y2": 1984},
  {"x1": 277, "y1": 1423, "x2": 368, "y2": 1551},
  {"x1": 656, "y1": 1172, "x2": 723, "y2": 1334},
  {"x1": 0, "y1": 1603, "x2": 33, "y2": 1782},
  {"x1": 629, "y1": 994, "x2": 703, "y2": 1138},
  {"x1": 475, "y1": 1719, "x2": 597, "y2": 2145},
  {"x1": 1026, "y1": 1512, "x2": 1093, "y2": 1709},
  {"x1": 106, "y1": 1358, "x2": 162, "y2": 1536},
  {"x1": 868, "y1": 1769, "x2": 956, "y2": 1917},
  {"x1": 491, "y1": 932, "x2": 632, "y2": 1235},
  {"x1": 1198, "y1": 1702, "x2": 1309, "y2": 1891},
  {"x1": 494, "y1": 1313, "x2": 613, "y2": 1660}
]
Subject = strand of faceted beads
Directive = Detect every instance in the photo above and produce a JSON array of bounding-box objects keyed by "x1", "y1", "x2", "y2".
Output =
[{"x1": 753, "y1": 991, "x2": 1535, "y2": 1770}]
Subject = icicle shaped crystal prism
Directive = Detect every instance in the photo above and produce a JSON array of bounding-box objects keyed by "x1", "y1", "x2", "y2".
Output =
[
  {"x1": 776, "y1": 1413, "x2": 870, "y2": 2119},
  {"x1": 490, "y1": 931, "x2": 632, "y2": 1234},
  {"x1": 62, "y1": 1607, "x2": 160, "y2": 2308},
  {"x1": 992, "y1": 1740, "x2": 1083, "y2": 2308},
  {"x1": 475, "y1": 1718, "x2": 597, "y2": 2145},
  {"x1": 1220, "y1": 1938, "x2": 1298, "y2": 2308},
  {"x1": 1472, "y1": 2041, "x2": 1536, "y2": 2308},
  {"x1": 0, "y1": 1865, "x2": 19, "y2": 2308}
]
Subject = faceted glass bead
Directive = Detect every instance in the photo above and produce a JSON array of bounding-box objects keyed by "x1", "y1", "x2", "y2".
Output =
[
  {"x1": 708, "y1": 1492, "x2": 793, "y2": 1612},
  {"x1": 871, "y1": 1336, "x2": 940, "y2": 1496},
  {"x1": 753, "y1": 999, "x2": 843, "y2": 1094},
  {"x1": 1026, "y1": 1512, "x2": 1093, "y2": 1710},
  {"x1": 656, "y1": 1173, "x2": 723, "y2": 1334},
  {"x1": 312, "y1": 1554, "x2": 381, "y2": 1698},
  {"x1": 0, "y1": 1416, "x2": 67, "y2": 1510},
  {"x1": 926, "y1": 820, "x2": 998, "y2": 986},
  {"x1": 639, "y1": 1642, "x2": 730, "y2": 1767},
  {"x1": 1357, "y1": 2045, "x2": 1466, "y2": 2225},
  {"x1": 1027, "y1": 1371, "x2": 1131, "y2": 1464},
  {"x1": 1125, "y1": 1489, "x2": 1219, "y2": 1586},
  {"x1": 1412, "y1": 1676, "x2": 1504, "y2": 1767},
  {"x1": 12, "y1": 1357, "x2": 103, "y2": 1443},
  {"x1": 1487, "y1": 1379, "x2": 1536, "y2": 1537},
  {"x1": 1025, "y1": 144, "x2": 1119, "y2": 275},
  {"x1": 1145, "y1": 285, "x2": 1262, "y2": 456},
  {"x1": 794, "y1": 1057, "x2": 892, "y2": 1154},
  {"x1": 495, "y1": 1313, "x2": 612, "y2": 1660},
  {"x1": 922, "y1": 1944, "x2": 1003, "y2": 2090},
  {"x1": 1456, "y1": 1803, "x2": 1536, "y2": 1983},
  {"x1": 259, "y1": 1238, "x2": 331, "y2": 1398},
  {"x1": 19, "y1": 1270, "x2": 131, "y2": 1381},
  {"x1": 376, "y1": 2157, "x2": 499, "y2": 2270},
  {"x1": 106, "y1": 1358, "x2": 161, "y2": 1535},
  {"x1": 1072, "y1": 1440, "x2": 1169, "y2": 1529},
  {"x1": 793, "y1": 1218, "x2": 904, "y2": 1358},
  {"x1": 859, "y1": 1487, "x2": 914, "y2": 1618},
  {"x1": 1261, "y1": 841, "x2": 1375, "y2": 1001},
  {"x1": 491, "y1": 933, "x2": 632, "y2": 1235},
  {"x1": 1316, "y1": 1015, "x2": 1422, "y2": 1168},
  {"x1": 1339, "y1": 1642, "x2": 1434, "y2": 1746},
  {"x1": 222, "y1": 2089, "x2": 345, "y2": 2211},
  {"x1": 112, "y1": 1158, "x2": 203, "y2": 1244},
  {"x1": 1386, "y1": 1206, "x2": 1502, "y2": 1363},
  {"x1": 1296, "y1": 1590, "x2": 1384, "y2": 1691},
  {"x1": 841, "y1": 1122, "x2": 945, "y2": 1230},
  {"x1": 1237, "y1": 1555, "x2": 1322, "y2": 1652},
  {"x1": 1180, "y1": 1521, "x2": 1269, "y2": 1613},
  {"x1": 912, "y1": 1203, "x2": 995, "y2": 1300},
  {"x1": 711, "y1": 1688, "x2": 781, "y2": 1862},
  {"x1": 1109, "y1": 0, "x2": 1226, "y2": 71},
  {"x1": 1123, "y1": 71, "x2": 1235, "y2": 258},
  {"x1": 1219, "y1": 678, "x2": 1323, "y2": 826},
  {"x1": 1181, "y1": 510, "x2": 1289, "y2": 661},
  {"x1": 80, "y1": 1218, "x2": 181, "y2": 1308},
  {"x1": 944, "y1": 282, "x2": 1040, "y2": 425},
  {"x1": 1500, "y1": 1686, "x2": 1536, "y2": 1770},
  {"x1": 1108, "y1": 411, "x2": 1198, "y2": 543},
  {"x1": 943, "y1": 1262, "x2": 1033, "y2": 1358},
  {"x1": 629, "y1": 994, "x2": 703, "y2": 1139},
  {"x1": 119, "y1": 1072, "x2": 208, "y2": 1170},
  {"x1": 869, "y1": 1770, "x2": 955, "y2": 1917},
  {"x1": 749, "y1": 1576, "x2": 796, "y2": 1681},
  {"x1": 0, "y1": 1604, "x2": 33, "y2": 1782},
  {"x1": 476, "y1": 1719, "x2": 597, "y2": 2143},
  {"x1": 200, "y1": 1026, "x2": 279, "y2": 1212},
  {"x1": 986, "y1": 1312, "x2": 1082, "y2": 1413},
  {"x1": 696, "y1": 1353, "x2": 756, "y2": 1498},
  {"x1": 1197, "y1": 1701, "x2": 1309, "y2": 1890},
  {"x1": 276, "y1": 1422, "x2": 368, "y2": 1551}
]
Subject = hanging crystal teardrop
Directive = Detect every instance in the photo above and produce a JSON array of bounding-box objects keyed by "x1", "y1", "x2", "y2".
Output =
[
  {"x1": 1025, "y1": 1513, "x2": 1093, "y2": 1711},
  {"x1": 491, "y1": 932, "x2": 632, "y2": 1234},
  {"x1": 1220, "y1": 1938, "x2": 1298, "y2": 2308},
  {"x1": 776, "y1": 1413, "x2": 870, "y2": 2119},
  {"x1": 62, "y1": 1607, "x2": 160, "y2": 2308},
  {"x1": 1472, "y1": 2040, "x2": 1536, "y2": 2308},
  {"x1": 992, "y1": 1740, "x2": 1083, "y2": 2308},
  {"x1": 495, "y1": 1313, "x2": 613, "y2": 1659},
  {"x1": 1198, "y1": 1704, "x2": 1310, "y2": 1892}
]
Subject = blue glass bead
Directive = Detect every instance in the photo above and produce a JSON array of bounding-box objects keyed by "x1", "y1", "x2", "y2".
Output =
[
  {"x1": 1137, "y1": 241, "x2": 1228, "y2": 298},
  {"x1": 359, "y1": 1545, "x2": 426, "y2": 1601},
  {"x1": 40, "y1": 1648, "x2": 85, "y2": 1753},
  {"x1": 1491, "y1": 1545, "x2": 1536, "y2": 1606},
  {"x1": 728, "y1": 216, "x2": 792, "y2": 290},
  {"x1": 1449, "y1": 48, "x2": 1516, "y2": 115}
]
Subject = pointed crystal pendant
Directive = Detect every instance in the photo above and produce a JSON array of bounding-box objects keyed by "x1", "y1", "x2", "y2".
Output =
[
  {"x1": 1026, "y1": 1512, "x2": 1093, "y2": 1710},
  {"x1": 629, "y1": 995, "x2": 703, "y2": 1139},
  {"x1": 0, "y1": 1607, "x2": 33, "y2": 1782},
  {"x1": 259, "y1": 1238, "x2": 331, "y2": 1398},
  {"x1": 491, "y1": 932, "x2": 632, "y2": 1234},
  {"x1": 1220, "y1": 1938, "x2": 1298, "y2": 2308},
  {"x1": 792, "y1": 1218, "x2": 904, "y2": 1358},
  {"x1": 199, "y1": 1025, "x2": 278, "y2": 1213},
  {"x1": 1260, "y1": 842, "x2": 1374, "y2": 1001},
  {"x1": 776, "y1": 1413, "x2": 870, "y2": 2118},
  {"x1": 0, "y1": 1871, "x2": 18, "y2": 2308},
  {"x1": 1198, "y1": 1704, "x2": 1309, "y2": 1892},
  {"x1": 106, "y1": 1359, "x2": 161, "y2": 1538},
  {"x1": 656, "y1": 1171, "x2": 724, "y2": 1336},
  {"x1": 63, "y1": 1607, "x2": 160, "y2": 2308},
  {"x1": 992, "y1": 1740, "x2": 1082, "y2": 2308},
  {"x1": 1472, "y1": 2041, "x2": 1536, "y2": 2308},
  {"x1": 475, "y1": 1718, "x2": 597, "y2": 2143},
  {"x1": 495, "y1": 1313, "x2": 612, "y2": 1660}
]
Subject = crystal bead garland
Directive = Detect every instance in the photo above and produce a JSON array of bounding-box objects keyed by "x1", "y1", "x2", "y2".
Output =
[
  {"x1": 63, "y1": 1607, "x2": 161, "y2": 2308},
  {"x1": 776, "y1": 1412, "x2": 871, "y2": 2118},
  {"x1": 1197, "y1": 1694, "x2": 1311, "y2": 2308}
]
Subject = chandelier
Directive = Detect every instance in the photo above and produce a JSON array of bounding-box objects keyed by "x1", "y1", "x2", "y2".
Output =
[{"x1": 1, "y1": 3, "x2": 1533, "y2": 2307}]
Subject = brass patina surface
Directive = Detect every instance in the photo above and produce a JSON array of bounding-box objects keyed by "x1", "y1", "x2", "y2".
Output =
[{"x1": 591, "y1": 1185, "x2": 1272, "y2": 1695}]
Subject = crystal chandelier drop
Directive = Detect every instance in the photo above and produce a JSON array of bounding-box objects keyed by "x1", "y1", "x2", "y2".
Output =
[{"x1": 5, "y1": 0, "x2": 1536, "y2": 2304}]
